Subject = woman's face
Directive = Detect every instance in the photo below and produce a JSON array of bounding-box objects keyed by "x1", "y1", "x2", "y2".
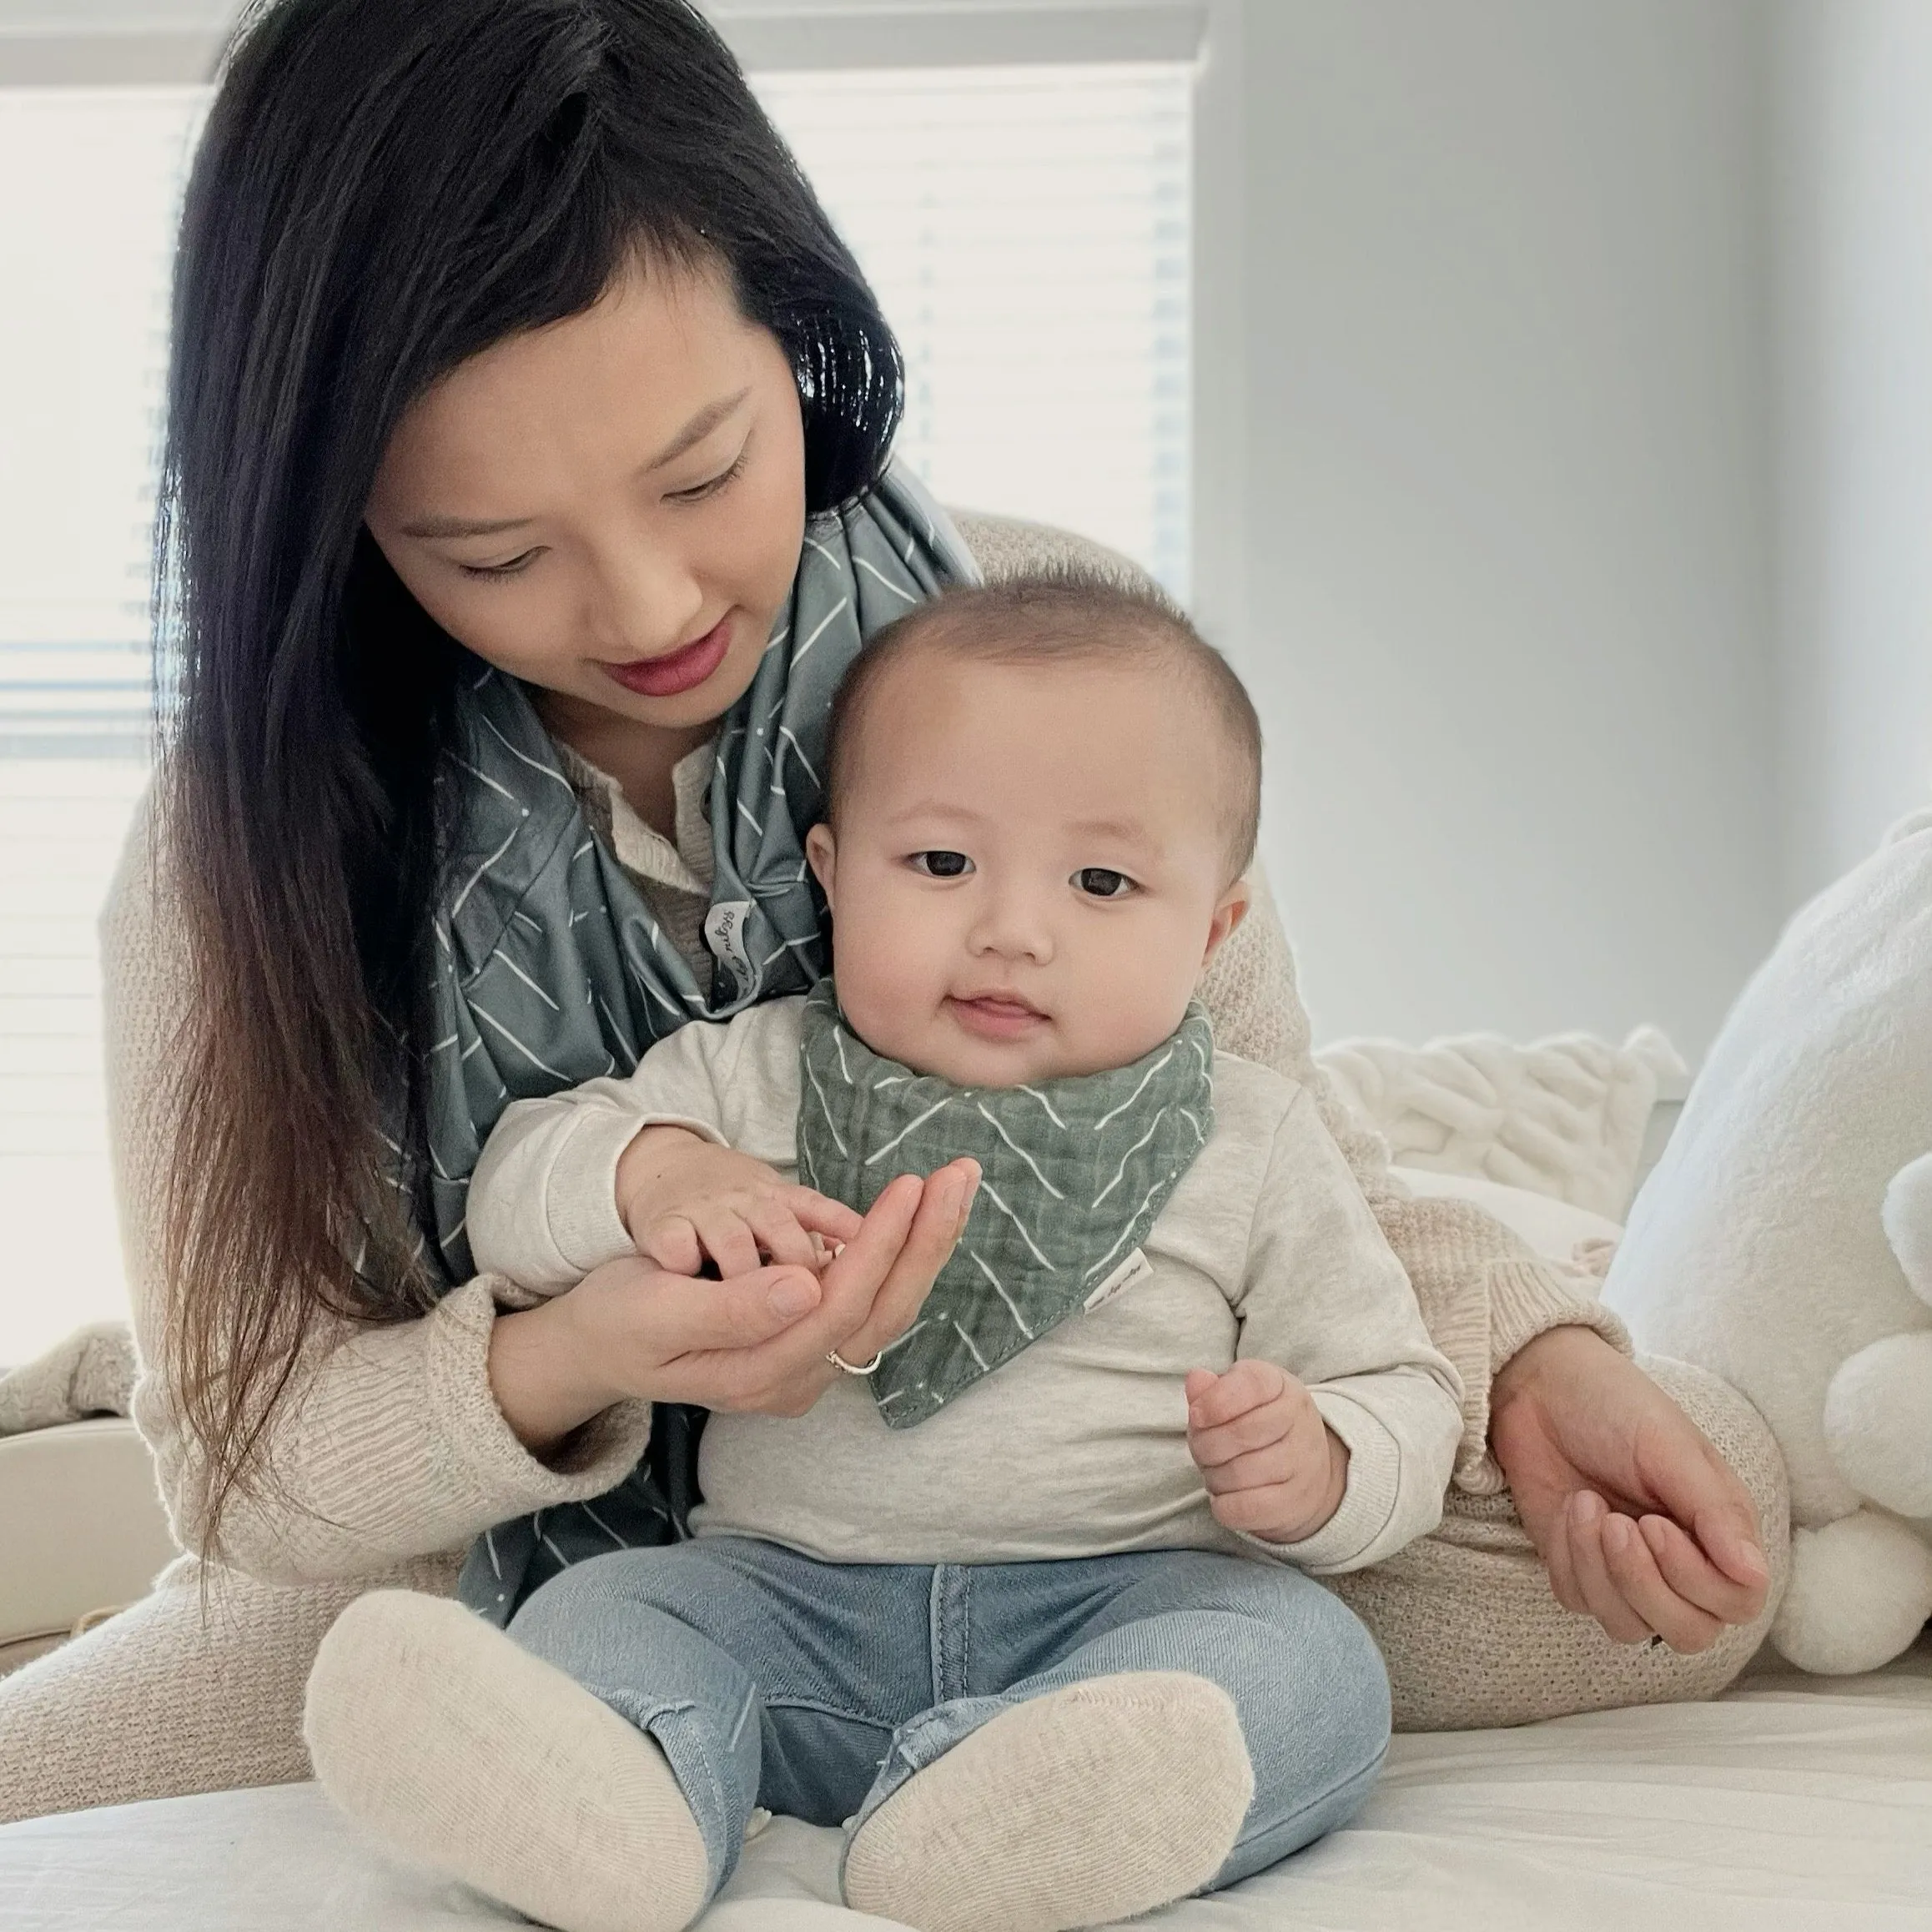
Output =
[{"x1": 365, "y1": 251, "x2": 807, "y2": 749}]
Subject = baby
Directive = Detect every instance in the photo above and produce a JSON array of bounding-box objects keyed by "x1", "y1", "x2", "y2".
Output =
[{"x1": 309, "y1": 571, "x2": 1462, "y2": 1932}]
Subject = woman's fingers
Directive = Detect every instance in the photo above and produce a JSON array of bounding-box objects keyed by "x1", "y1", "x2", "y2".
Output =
[
  {"x1": 1540, "y1": 1502, "x2": 1587, "y2": 1616},
  {"x1": 1639, "y1": 1416, "x2": 1772, "y2": 1601},
  {"x1": 1602, "y1": 1514, "x2": 1724, "y2": 1653},
  {"x1": 625, "y1": 1262, "x2": 826, "y2": 1375},
  {"x1": 1638, "y1": 1513, "x2": 1764, "y2": 1628},
  {"x1": 1564, "y1": 1492, "x2": 1655, "y2": 1643},
  {"x1": 832, "y1": 1160, "x2": 979, "y2": 1365}
]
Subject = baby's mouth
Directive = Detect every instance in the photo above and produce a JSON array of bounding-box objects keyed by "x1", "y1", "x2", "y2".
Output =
[{"x1": 946, "y1": 993, "x2": 1049, "y2": 1040}]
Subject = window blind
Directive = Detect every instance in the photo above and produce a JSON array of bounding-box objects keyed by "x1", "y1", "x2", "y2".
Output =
[
  {"x1": 0, "y1": 88, "x2": 198, "y2": 1361},
  {"x1": 0, "y1": 62, "x2": 1193, "y2": 1363},
  {"x1": 752, "y1": 61, "x2": 1193, "y2": 600}
]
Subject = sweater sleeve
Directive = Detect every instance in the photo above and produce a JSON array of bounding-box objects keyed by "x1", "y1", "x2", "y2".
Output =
[
  {"x1": 1198, "y1": 861, "x2": 1630, "y2": 1495},
  {"x1": 1229, "y1": 1087, "x2": 1463, "y2": 1573},
  {"x1": 103, "y1": 785, "x2": 653, "y2": 1585},
  {"x1": 468, "y1": 1000, "x2": 808, "y2": 1296}
]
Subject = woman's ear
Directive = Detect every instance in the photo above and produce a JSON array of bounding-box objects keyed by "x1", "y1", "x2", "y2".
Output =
[
  {"x1": 805, "y1": 823, "x2": 837, "y2": 909},
  {"x1": 1200, "y1": 878, "x2": 1252, "y2": 971}
]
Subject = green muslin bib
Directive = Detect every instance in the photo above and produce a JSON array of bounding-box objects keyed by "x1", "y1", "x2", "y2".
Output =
[{"x1": 794, "y1": 980, "x2": 1216, "y2": 1426}]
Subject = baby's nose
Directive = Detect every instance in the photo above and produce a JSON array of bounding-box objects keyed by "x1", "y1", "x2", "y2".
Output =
[{"x1": 968, "y1": 887, "x2": 1055, "y2": 963}]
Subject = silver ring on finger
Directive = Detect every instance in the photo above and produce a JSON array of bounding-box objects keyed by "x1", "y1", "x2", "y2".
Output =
[{"x1": 825, "y1": 1346, "x2": 883, "y2": 1376}]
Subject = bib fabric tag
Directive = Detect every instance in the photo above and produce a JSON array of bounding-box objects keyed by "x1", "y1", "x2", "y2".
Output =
[
  {"x1": 1084, "y1": 1249, "x2": 1154, "y2": 1312},
  {"x1": 703, "y1": 899, "x2": 757, "y2": 993}
]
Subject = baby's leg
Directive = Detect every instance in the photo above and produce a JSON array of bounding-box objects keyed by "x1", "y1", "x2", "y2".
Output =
[
  {"x1": 306, "y1": 1539, "x2": 928, "y2": 1932},
  {"x1": 842, "y1": 1551, "x2": 1389, "y2": 1931}
]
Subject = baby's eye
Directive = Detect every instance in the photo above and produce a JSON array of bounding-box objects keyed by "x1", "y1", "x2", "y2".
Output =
[
  {"x1": 910, "y1": 850, "x2": 974, "y2": 878},
  {"x1": 1074, "y1": 868, "x2": 1135, "y2": 899}
]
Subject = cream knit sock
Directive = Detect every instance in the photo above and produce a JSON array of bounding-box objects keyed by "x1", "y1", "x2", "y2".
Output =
[
  {"x1": 843, "y1": 1671, "x2": 1253, "y2": 1932},
  {"x1": 303, "y1": 1590, "x2": 710, "y2": 1932}
]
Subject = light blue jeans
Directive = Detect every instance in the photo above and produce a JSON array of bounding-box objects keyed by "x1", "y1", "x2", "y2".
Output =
[{"x1": 508, "y1": 1537, "x2": 1391, "y2": 1905}]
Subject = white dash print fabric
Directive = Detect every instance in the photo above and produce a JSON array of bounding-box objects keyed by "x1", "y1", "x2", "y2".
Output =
[
  {"x1": 425, "y1": 466, "x2": 975, "y2": 1625},
  {"x1": 796, "y1": 981, "x2": 1216, "y2": 1427}
]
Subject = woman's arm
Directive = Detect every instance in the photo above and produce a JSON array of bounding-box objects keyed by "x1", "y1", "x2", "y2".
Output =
[{"x1": 103, "y1": 788, "x2": 656, "y2": 1583}]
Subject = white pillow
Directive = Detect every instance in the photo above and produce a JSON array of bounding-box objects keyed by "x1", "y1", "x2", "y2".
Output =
[
  {"x1": 1391, "y1": 1165, "x2": 1622, "y2": 1285},
  {"x1": 1317, "y1": 1027, "x2": 1686, "y2": 1220}
]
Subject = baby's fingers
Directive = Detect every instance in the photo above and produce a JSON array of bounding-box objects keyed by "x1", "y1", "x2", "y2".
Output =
[
  {"x1": 747, "y1": 1201, "x2": 823, "y2": 1273},
  {"x1": 1189, "y1": 1396, "x2": 1296, "y2": 1469},
  {"x1": 693, "y1": 1209, "x2": 764, "y2": 1280},
  {"x1": 785, "y1": 1188, "x2": 864, "y2": 1250},
  {"x1": 639, "y1": 1216, "x2": 704, "y2": 1276},
  {"x1": 1186, "y1": 1359, "x2": 1289, "y2": 1430}
]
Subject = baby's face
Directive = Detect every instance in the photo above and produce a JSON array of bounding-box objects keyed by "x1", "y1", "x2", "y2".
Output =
[{"x1": 806, "y1": 651, "x2": 1249, "y2": 1088}]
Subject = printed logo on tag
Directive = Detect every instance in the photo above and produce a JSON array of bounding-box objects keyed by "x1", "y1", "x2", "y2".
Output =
[
  {"x1": 1084, "y1": 1248, "x2": 1154, "y2": 1313},
  {"x1": 703, "y1": 899, "x2": 757, "y2": 992}
]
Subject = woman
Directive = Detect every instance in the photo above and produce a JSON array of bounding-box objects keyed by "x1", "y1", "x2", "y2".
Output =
[{"x1": 0, "y1": 0, "x2": 1783, "y2": 1827}]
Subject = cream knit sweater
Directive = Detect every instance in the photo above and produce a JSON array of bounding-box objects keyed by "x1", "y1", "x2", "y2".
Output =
[{"x1": 0, "y1": 515, "x2": 1790, "y2": 1825}]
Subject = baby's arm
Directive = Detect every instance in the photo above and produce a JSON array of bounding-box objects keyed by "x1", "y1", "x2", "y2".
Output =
[
  {"x1": 468, "y1": 999, "x2": 853, "y2": 1294},
  {"x1": 1194, "y1": 1084, "x2": 1464, "y2": 1574}
]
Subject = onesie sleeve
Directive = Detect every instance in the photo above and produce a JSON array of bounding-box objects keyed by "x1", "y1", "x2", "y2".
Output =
[
  {"x1": 1230, "y1": 1086, "x2": 1465, "y2": 1574},
  {"x1": 467, "y1": 999, "x2": 806, "y2": 1295}
]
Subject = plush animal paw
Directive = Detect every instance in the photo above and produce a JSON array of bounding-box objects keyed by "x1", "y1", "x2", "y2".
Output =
[
  {"x1": 1881, "y1": 1152, "x2": 1932, "y2": 1305},
  {"x1": 1772, "y1": 1508, "x2": 1932, "y2": 1674},
  {"x1": 1824, "y1": 1333, "x2": 1932, "y2": 1518}
]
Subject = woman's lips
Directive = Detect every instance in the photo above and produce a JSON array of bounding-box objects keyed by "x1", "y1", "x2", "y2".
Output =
[
  {"x1": 601, "y1": 615, "x2": 732, "y2": 698},
  {"x1": 947, "y1": 995, "x2": 1049, "y2": 1041}
]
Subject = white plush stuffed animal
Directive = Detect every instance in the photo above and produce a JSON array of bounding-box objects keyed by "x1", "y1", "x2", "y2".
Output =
[{"x1": 1603, "y1": 812, "x2": 1932, "y2": 1673}]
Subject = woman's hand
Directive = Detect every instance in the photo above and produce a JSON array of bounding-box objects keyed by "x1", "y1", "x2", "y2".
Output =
[
  {"x1": 1489, "y1": 1326, "x2": 1771, "y2": 1653},
  {"x1": 616, "y1": 1124, "x2": 862, "y2": 1277},
  {"x1": 490, "y1": 1157, "x2": 979, "y2": 1451}
]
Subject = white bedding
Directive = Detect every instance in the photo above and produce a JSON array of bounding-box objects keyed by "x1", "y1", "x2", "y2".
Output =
[{"x1": 3, "y1": 1648, "x2": 1926, "y2": 1932}]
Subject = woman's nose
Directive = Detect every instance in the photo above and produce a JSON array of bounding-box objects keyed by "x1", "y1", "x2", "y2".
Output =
[{"x1": 587, "y1": 535, "x2": 705, "y2": 659}]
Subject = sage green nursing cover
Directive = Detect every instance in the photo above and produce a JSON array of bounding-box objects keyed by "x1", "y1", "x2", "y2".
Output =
[
  {"x1": 795, "y1": 980, "x2": 1217, "y2": 1428},
  {"x1": 432, "y1": 466, "x2": 978, "y2": 1625}
]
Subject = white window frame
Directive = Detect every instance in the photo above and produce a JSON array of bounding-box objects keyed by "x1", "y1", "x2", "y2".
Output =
[{"x1": 0, "y1": 0, "x2": 1249, "y2": 651}]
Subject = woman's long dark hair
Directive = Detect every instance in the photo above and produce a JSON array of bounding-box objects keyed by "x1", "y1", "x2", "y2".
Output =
[{"x1": 158, "y1": 0, "x2": 902, "y2": 1551}]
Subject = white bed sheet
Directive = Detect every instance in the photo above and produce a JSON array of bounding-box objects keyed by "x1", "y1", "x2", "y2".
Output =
[{"x1": 3, "y1": 1650, "x2": 1927, "y2": 1932}]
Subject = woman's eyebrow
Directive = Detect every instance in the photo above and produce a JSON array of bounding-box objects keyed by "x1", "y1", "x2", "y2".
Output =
[
  {"x1": 399, "y1": 511, "x2": 533, "y2": 541},
  {"x1": 645, "y1": 385, "x2": 752, "y2": 472}
]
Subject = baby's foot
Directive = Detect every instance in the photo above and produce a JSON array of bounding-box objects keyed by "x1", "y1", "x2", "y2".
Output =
[
  {"x1": 843, "y1": 1670, "x2": 1252, "y2": 1932},
  {"x1": 304, "y1": 1590, "x2": 709, "y2": 1932}
]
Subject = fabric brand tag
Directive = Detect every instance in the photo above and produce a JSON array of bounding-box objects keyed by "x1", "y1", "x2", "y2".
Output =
[
  {"x1": 1084, "y1": 1249, "x2": 1154, "y2": 1312},
  {"x1": 703, "y1": 899, "x2": 757, "y2": 992}
]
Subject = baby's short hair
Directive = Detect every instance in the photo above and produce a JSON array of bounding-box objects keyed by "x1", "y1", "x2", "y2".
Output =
[{"x1": 826, "y1": 565, "x2": 1262, "y2": 883}]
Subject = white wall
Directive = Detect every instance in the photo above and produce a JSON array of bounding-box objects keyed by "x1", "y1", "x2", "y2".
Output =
[
  {"x1": 1772, "y1": 0, "x2": 1932, "y2": 905},
  {"x1": 1226, "y1": 1, "x2": 1783, "y2": 1057}
]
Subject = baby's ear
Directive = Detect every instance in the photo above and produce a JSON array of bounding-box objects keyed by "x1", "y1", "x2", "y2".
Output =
[
  {"x1": 805, "y1": 823, "x2": 838, "y2": 906},
  {"x1": 1200, "y1": 878, "x2": 1252, "y2": 969}
]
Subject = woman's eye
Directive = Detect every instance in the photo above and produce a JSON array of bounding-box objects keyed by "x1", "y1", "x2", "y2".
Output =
[
  {"x1": 458, "y1": 549, "x2": 541, "y2": 580},
  {"x1": 1074, "y1": 868, "x2": 1135, "y2": 899},
  {"x1": 668, "y1": 450, "x2": 748, "y2": 506},
  {"x1": 910, "y1": 850, "x2": 974, "y2": 879}
]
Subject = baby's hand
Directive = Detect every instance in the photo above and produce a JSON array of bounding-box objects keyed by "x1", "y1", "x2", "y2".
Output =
[
  {"x1": 1185, "y1": 1361, "x2": 1350, "y2": 1546},
  {"x1": 616, "y1": 1126, "x2": 863, "y2": 1280}
]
